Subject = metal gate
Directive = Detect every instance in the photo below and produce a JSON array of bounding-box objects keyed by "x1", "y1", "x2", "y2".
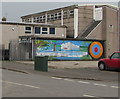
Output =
[{"x1": 9, "y1": 40, "x2": 32, "y2": 60}]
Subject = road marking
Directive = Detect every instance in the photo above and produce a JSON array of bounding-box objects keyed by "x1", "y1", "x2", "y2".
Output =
[
  {"x1": 51, "y1": 77, "x2": 62, "y2": 80},
  {"x1": 111, "y1": 86, "x2": 119, "y2": 88},
  {"x1": 93, "y1": 83, "x2": 107, "y2": 87},
  {"x1": 64, "y1": 79, "x2": 74, "y2": 82},
  {"x1": 78, "y1": 81, "x2": 90, "y2": 84},
  {"x1": 2, "y1": 80, "x2": 40, "y2": 89},
  {"x1": 83, "y1": 94, "x2": 96, "y2": 97}
]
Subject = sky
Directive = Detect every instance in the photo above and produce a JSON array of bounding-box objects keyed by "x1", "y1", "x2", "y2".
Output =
[{"x1": 0, "y1": 1, "x2": 119, "y2": 22}]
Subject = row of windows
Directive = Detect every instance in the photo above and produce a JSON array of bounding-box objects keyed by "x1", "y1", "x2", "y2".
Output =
[
  {"x1": 25, "y1": 26, "x2": 55, "y2": 34},
  {"x1": 23, "y1": 10, "x2": 74, "y2": 23}
]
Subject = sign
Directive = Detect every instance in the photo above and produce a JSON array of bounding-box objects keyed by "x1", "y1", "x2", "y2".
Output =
[{"x1": 19, "y1": 37, "x2": 31, "y2": 43}]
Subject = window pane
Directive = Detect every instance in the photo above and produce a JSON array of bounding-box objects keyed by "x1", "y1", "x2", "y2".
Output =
[
  {"x1": 35, "y1": 27, "x2": 41, "y2": 34},
  {"x1": 25, "y1": 26, "x2": 31, "y2": 34},
  {"x1": 25, "y1": 31, "x2": 31, "y2": 33},
  {"x1": 42, "y1": 32, "x2": 48, "y2": 34},
  {"x1": 112, "y1": 53, "x2": 120, "y2": 59},
  {"x1": 25, "y1": 27, "x2": 31, "y2": 30},
  {"x1": 42, "y1": 27, "x2": 47, "y2": 31},
  {"x1": 50, "y1": 28, "x2": 55, "y2": 34}
]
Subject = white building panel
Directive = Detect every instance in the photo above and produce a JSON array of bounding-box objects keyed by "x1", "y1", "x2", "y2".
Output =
[{"x1": 94, "y1": 7, "x2": 103, "y2": 21}]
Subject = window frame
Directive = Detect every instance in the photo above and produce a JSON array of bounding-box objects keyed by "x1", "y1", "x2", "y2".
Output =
[
  {"x1": 49, "y1": 28, "x2": 56, "y2": 35},
  {"x1": 111, "y1": 53, "x2": 120, "y2": 59},
  {"x1": 25, "y1": 26, "x2": 32, "y2": 34},
  {"x1": 34, "y1": 27, "x2": 41, "y2": 34},
  {"x1": 42, "y1": 27, "x2": 48, "y2": 34}
]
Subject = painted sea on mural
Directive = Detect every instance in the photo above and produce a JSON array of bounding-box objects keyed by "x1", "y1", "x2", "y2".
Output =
[{"x1": 34, "y1": 40, "x2": 93, "y2": 60}]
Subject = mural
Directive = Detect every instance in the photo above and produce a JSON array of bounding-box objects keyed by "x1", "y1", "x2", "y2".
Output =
[
  {"x1": 34, "y1": 40, "x2": 104, "y2": 60},
  {"x1": 89, "y1": 41, "x2": 104, "y2": 59}
]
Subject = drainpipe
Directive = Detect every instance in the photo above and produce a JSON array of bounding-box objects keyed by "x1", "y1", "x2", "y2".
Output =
[
  {"x1": 118, "y1": 2, "x2": 120, "y2": 51},
  {"x1": 45, "y1": 13, "x2": 47, "y2": 24},
  {"x1": 61, "y1": 9, "x2": 63, "y2": 26},
  {"x1": 74, "y1": 8, "x2": 78, "y2": 38},
  {"x1": 31, "y1": 39, "x2": 34, "y2": 60}
]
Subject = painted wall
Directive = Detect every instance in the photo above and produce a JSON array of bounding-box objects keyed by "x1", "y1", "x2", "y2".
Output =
[{"x1": 34, "y1": 39, "x2": 104, "y2": 60}]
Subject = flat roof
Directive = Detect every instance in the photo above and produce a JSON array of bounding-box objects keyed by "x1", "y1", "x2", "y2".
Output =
[
  {"x1": 21, "y1": 4, "x2": 78, "y2": 18},
  {"x1": 19, "y1": 35, "x2": 105, "y2": 42},
  {"x1": 21, "y1": 4, "x2": 118, "y2": 18},
  {"x1": 0, "y1": 21, "x2": 67, "y2": 28}
]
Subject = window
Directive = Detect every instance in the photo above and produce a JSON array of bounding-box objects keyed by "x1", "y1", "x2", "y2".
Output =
[
  {"x1": 49, "y1": 28, "x2": 55, "y2": 34},
  {"x1": 69, "y1": 10, "x2": 74, "y2": 17},
  {"x1": 63, "y1": 11, "x2": 67, "y2": 19},
  {"x1": 54, "y1": 13, "x2": 58, "y2": 20},
  {"x1": 51, "y1": 14, "x2": 54, "y2": 20},
  {"x1": 57, "y1": 12, "x2": 61, "y2": 19},
  {"x1": 111, "y1": 53, "x2": 120, "y2": 59},
  {"x1": 42, "y1": 27, "x2": 48, "y2": 34},
  {"x1": 47, "y1": 14, "x2": 51, "y2": 21},
  {"x1": 33, "y1": 17, "x2": 37, "y2": 22},
  {"x1": 35, "y1": 27, "x2": 41, "y2": 34},
  {"x1": 25, "y1": 26, "x2": 32, "y2": 34}
]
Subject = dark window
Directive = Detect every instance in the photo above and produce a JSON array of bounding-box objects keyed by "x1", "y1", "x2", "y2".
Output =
[
  {"x1": 25, "y1": 31, "x2": 31, "y2": 33},
  {"x1": 49, "y1": 28, "x2": 55, "y2": 34},
  {"x1": 25, "y1": 26, "x2": 31, "y2": 34},
  {"x1": 42, "y1": 27, "x2": 47, "y2": 31},
  {"x1": 35, "y1": 27, "x2": 41, "y2": 34},
  {"x1": 25, "y1": 27, "x2": 31, "y2": 30},
  {"x1": 111, "y1": 53, "x2": 120, "y2": 59},
  {"x1": 42, "y1": 27, "x2": 48, "y2": 34}
]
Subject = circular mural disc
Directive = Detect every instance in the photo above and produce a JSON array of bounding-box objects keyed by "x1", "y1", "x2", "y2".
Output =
[{"x1": 89, "y1": 41, "x2": 103, "y2": 59}]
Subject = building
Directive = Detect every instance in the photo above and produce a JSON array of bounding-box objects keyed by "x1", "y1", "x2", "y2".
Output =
[
  {"x1": 0, "y1": 21, "x2": 66, "y2": 60},
  {"x1": 21, "y1": 4, "x2": 119, "y2": 57},
  {"x1": 1, "y1": 21, "x2": 67, "y2": 49},
  {"x1": 118, "y1": 1, "x2": 120, "y2": 51}
]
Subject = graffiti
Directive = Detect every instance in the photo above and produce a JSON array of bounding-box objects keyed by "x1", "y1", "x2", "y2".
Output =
[{"x1": 34, "y1": 40, "x2": 104, "y2": 60}]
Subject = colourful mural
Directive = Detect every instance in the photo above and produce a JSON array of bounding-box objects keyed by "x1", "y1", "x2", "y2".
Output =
[
  {"x1": 34, "y1": 40, "x2": 104, "y2": 60},
  {"x1": 89, "y1": 41, "x2": 104, "y2": 59}
]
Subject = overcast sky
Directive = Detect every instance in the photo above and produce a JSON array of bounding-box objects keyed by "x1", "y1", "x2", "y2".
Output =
[{"x1": 1, "y1": 1, "x2": 119, "y2": 22}]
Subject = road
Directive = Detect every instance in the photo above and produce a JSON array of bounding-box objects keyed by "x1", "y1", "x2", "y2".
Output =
[{"x1": 2, "y1": 68, "x2": 119, "y2": 98}]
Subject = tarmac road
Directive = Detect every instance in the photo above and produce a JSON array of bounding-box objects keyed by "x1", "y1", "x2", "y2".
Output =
[{"x1": 2, "y1": 69, "x2": 118, "y2": 97}]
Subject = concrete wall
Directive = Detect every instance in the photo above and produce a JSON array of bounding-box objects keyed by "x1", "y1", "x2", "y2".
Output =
[
  {"x1": 118, "y1": 1, "x2": 120, "y2": 51},
  {"x1": 103, "y1": 7, "x2": 119, "y2": 56},
  {"x1": 2, "y1": 24, "x2": 25, "y2": 49},
  {"x1": 78, "y1": 6, "x2": 93, "y2": 35},
  {"x1": 87, "y1": 21, "x2": 102, "y2": 40},
  {"x1": 47, "y1": 18, "x2": 74, "y2": 38}
]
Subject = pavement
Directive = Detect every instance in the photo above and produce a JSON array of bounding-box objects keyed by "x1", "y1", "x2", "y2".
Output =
[
  {"x1": 16, "y1": 60, "x2": 98, "y2": 69},
  {"x1": 2, "y1": 61, "x2": 119, "y2": 82}
]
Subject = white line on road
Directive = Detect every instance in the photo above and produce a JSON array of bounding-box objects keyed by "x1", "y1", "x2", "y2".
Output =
[
  {"x1": 78, "y1": 81, "x2": 90, "y2": 84},
  {"x1": 93, "y1": 83, "x2": 107, "y2": 87},
  {"x1": 110, "y1": 86, "x2": 119, "y2": 88},
  {"x1": 83, "y1": 94, "x2": 96, "y2": 97},
  {"x1": 2, "y1": 80, "x2": 40, "y2": 89},
  {"x1": 51, "y1": 77, "x2": 62, "y2": 80},
  {"x1": 64, "y1": 79, "x2": 74, "y2": 82}
]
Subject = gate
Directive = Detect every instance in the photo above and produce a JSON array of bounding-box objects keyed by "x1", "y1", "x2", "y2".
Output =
[{"x1": 9, "y1": 40, "x2": 32, "y2": 60}]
